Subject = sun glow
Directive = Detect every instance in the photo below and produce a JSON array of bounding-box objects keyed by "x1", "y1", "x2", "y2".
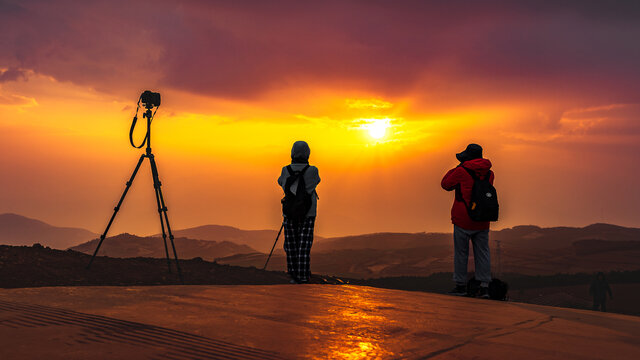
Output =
[{"x1": 363, "y1": 118, "x2": 391, "y2": 140}]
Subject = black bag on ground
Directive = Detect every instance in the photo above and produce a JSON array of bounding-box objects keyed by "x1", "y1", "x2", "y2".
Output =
[
  {"x1": 467, "y1": 277, "x2": 509, "y2": 300},
  {"x1": 281, "y1": 165, "x2": 312, "y2": 223},
  {"x1": 462, "y1": 167, "x2": 499, "y2": 221},
  {"x1": 488, "y1": 278, "x2": 509, "y2": 301}
]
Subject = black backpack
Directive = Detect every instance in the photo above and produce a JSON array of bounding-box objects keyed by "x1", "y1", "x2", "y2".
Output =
[
  {"x1": 467, "y1": 277, "x2": 509, "y2": 300},
  {"x1": 281, "y1": 165, "x2": 312, "y2": 223},
  {"x1": 489, "y1": 278, "x2": 509, "y2": 301},
  {"x1": 461, "y1": 167, "x2": 499, "y2": 222}
]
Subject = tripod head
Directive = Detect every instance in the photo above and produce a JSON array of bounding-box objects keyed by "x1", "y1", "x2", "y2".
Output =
[{"x1": 130, "y1": 90, "x2": 161, "y2": 150}]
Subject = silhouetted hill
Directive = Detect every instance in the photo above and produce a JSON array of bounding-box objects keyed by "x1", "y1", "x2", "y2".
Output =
[
  {"x1": 168, "y1": 224, "x2": 326, "y2": 253},
  {"x1": 70, "y1": 233, "x2": 257, "y2": 260},
  {"x1": 493, "y1": 223, "x2": 640, "y2": 249},
  {"x1": 0, "y1": 213, "x2": 97, "y2": 249}
]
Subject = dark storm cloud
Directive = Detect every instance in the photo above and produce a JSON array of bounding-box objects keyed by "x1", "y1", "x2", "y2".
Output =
[
  {"x1": 1, "y1": 0, "x2": 640, "y2": 102},
  {"x1": 0, "y1": 0, "x2": 162, "y2": 93},
  {"x1": 0, "y1": 68, "x2": 28, "y2": 83}
]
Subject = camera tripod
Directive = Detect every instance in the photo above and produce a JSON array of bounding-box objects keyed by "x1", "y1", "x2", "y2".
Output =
[{"x1": 87, "y1": 95, "x2": 183, "y2": 282}]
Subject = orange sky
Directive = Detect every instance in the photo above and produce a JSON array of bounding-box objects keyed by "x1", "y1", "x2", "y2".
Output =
[{"x1": 1, "y1": 1, "x2": 640, "y2": 236}]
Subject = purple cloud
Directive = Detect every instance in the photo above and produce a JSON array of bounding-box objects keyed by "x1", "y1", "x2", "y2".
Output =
[
  {"x1": 1, "y1": 0, "x2": 639, "y2": 105},
  {"x1": 0, "y1": 68, "x2": 28, "y2": 83}
]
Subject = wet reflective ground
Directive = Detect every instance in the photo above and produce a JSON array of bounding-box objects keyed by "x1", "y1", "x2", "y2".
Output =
[{"x1": 1, "y1": 285, "x2": 639, "y2": 359}]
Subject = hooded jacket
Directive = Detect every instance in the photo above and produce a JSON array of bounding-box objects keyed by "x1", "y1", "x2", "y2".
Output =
[
  {"x1": 277, "y1": 141, "x2": 321, "y2": 217},
  {"x1": 441, "y1": 158, "x2": 494, "y2": 230}
]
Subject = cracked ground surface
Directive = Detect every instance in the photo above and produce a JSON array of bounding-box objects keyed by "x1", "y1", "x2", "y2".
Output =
[{"x1": 0, "y1": 285, "x2": 639, "y2": 359}]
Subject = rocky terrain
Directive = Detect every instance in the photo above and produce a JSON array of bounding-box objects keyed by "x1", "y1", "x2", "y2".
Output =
[{"x1": 0, "y1": 244, "x2": 344, "y2": 288}]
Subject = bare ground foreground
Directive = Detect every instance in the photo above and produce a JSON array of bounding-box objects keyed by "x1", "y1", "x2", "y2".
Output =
[{"x1": 0, "y1": 285, "x2": 639, "y2": 359}]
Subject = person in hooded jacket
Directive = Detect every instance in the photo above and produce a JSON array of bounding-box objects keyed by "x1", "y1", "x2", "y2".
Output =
[
  {"x1": 441, "y1": 144, "x2": 494, "y2": 298},
  {"x1": 277, "y1": 141, "x2": 320, "y2": 284}
]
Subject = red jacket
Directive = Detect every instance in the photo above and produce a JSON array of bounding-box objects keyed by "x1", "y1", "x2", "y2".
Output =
[{"x1": 441, "y1": 158, "x2": 494, "y2": 230}]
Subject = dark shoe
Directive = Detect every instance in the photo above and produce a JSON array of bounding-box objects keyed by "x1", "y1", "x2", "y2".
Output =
[
  {"x1": 479, "y1": 287, "x2": 490, "y2": 299},
  {"x1": 298, "y1": 278, "x2": 309, "y2": 284},
  {"x1": 288, "y1": 273, "x2": 300, "y2": 284},
  {"x1": 448, "y1": 285, "x2": 467, "y2": 296}
]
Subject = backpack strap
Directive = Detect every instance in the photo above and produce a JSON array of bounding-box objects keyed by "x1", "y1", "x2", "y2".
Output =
[
  {"x1": 456, "y1": 185, "x2": 469, "y2": 209},
  {"x1": 286, "y1": 164, "x2": 310, "y2": 176},
  {"x1": 284, "y1": 165, "x2": 311, "y2": 195},
  {"x1": 457, "y1": 166, "x2": 474, "y2": 209}
]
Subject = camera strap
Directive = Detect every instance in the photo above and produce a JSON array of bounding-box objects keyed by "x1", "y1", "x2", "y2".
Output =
[
  {"x1": 128, "y1": 97, "x2": 158, "y2": 149},
  {"x1": 129, "y1": 101, "x2": 147, "y2": 148}
]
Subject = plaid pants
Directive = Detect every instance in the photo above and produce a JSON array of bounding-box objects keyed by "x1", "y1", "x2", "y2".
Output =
[{"x1": 283, "y1": 216, "x2": 315, "y2": 281}]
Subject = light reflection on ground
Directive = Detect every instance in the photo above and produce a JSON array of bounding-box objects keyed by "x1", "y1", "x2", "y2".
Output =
[{"x1": 303, "y1": 286, "x2": 396, "y2": 359}]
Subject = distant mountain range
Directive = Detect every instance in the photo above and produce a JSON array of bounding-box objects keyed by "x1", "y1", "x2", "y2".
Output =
[
  {"x1": 0, "y1": 213, "x2": 97, "y2": 249},
  {"x1": 491, "y1": 223, "x2": 640, "y2": 249},
  {"x1": 167, "y1": 224, "x2": 326, "y2": 253},
  {"x1": 3, "y1": 213, "x2": 640, "y2": 279},
  {"x1": 70, "y1": 233, "x2": 256, "y2": 261},
  {"x1": 218, "y1": 223, "x2": 640, "y2": 278}
]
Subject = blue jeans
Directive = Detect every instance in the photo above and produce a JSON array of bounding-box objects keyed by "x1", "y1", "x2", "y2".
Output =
[{"x1": 453, "y1": 225, "x2": 491, "y2": 285}]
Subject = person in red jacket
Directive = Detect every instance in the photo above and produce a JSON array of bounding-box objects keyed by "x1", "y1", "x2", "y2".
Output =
[{"x1": 441, "y1": 144, "x2": 494, "y2": 298}]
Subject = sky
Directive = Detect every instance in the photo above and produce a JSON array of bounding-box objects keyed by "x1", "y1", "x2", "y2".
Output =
[{"x1": 1, "y1": 0, "x2": 640, "y2": 237}]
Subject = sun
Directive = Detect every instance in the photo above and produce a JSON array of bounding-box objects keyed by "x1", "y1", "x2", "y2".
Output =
[{"x1": 365, "y1": 118, "x2": 391, "y2": 140}]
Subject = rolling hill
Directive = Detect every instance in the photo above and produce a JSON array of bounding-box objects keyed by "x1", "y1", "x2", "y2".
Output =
[
  {"x1": 70, "y1": 233, "x2": 257, "y2": 260},
  {"x1": 315, "y1": 223, "x2": 640, "y2": 252},
  {"x1": 0, "y1": 213, "x2": 97, "y2": 249},
  {"x1": 492, "y1": 223, "x2": 640, "y2": 249},
  {"x1": 217, "y1": 224, "x2": 640, "y2": 278},
  {"x1": 314, "y1": 232, "x2": 451, "y2": 252},
  {"x1": 168, "y1": 224, "x2": 325, "y2": 253}
]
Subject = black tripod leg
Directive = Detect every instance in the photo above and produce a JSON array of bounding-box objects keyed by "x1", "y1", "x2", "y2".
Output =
[
  {"x1": 149, "y1": 155, "x2": 183, "y2": 283},
  {"x1": 263, "y1": 222, "x2": 284, "y2": 270},
  {"x1": 150, "y1": 162, "x2": 172, "y2": 273},
  {"x1": 87, "y1": 154, "x2": 145, "y2": 269}
]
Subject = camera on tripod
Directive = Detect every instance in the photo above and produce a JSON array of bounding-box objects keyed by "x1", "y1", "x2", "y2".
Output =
[
  {"x1": 89, "y1": 89, "x2": 183, "y2": 282},
  {"x1": 129, "y1": 90, "x2": 162, "y2": 149},
  {"x1": 140, "y1": 90, "x2": 161, "y2": 108}
]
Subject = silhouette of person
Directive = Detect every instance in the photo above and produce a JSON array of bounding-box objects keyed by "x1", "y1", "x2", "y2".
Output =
[
  {"x1": 441, "y1": 144, "x2": 495, "y2": 298},
  {"x1": 589, "y1": 272, "x2": 613, "y2": 312},
  {"x1": 277, "y1": 141, "x2": 320, "y2": 284}
]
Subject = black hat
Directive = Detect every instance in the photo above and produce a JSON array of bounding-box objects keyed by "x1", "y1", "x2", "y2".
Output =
[{"x1": 456, "y1": 143, "x2": 483, "y2": 162}]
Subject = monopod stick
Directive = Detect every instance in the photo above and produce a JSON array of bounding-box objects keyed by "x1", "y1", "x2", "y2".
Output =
[{"x1": 263, "y1": 222, "x2": 285, "y2": 270}]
